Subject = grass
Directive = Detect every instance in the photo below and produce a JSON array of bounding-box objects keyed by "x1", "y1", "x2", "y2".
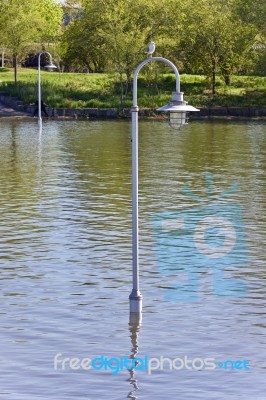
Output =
[{"x1": 0, "y1": 68, "x2": 265, "y2": 109}]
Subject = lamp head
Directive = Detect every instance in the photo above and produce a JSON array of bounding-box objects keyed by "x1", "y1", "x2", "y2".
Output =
[
  {"x1": 157, "y1": 92, "x2": 199, "y2": 130},
  {"x1": 44, "y1": 62, "x2": 57, "y2": 72}
]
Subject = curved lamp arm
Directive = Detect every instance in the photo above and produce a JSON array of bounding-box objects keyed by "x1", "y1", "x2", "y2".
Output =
[{"x1": 133, "y1": 57, "x2": 180, "y2": 107}]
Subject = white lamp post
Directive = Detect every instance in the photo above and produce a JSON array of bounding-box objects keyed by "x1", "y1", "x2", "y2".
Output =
[
  {"x1": 129, "y1": 56, "x2": 199, "y2": 320},
  {"x1": 37, "y1": 51, "x2": 57, "y2": 128}
]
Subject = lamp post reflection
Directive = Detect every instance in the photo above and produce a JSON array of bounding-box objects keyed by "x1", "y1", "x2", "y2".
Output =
[{"x1": 127, "y1": 319, "x2": 142, "y2": 399}]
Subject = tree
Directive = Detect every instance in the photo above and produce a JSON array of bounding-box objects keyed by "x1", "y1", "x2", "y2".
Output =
[
  {"x1": 62, "y1": 0, "x2": 182, "y2": 103},
  {"x1": 96, "y1": 0, "x2": 152, "y2": 97},
  {"x1": 232, "y1": 0, "x2": 266, "y2": 76},
  {"x1": 62, "y1": 0, "x2": 152, "y2": 101},
  {"x1": 178, "y1": 0, "x2": 256, "y2": 93},
  {"x1": 233, "y1": 0, "x2": 266, "y2": 38},
  {"x1": 62, "y1": 0, "x2": 107, "y2": 72},
  {"x1": 0, "y1": 0, "x2": 63, "y2": 83}
]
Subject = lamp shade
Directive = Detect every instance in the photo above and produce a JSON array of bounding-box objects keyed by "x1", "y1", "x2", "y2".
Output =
[
  {"x1": 157, "y1": 92, "x2": 199, "y2": 129},
  {"x1": 44, "y1": 62, "x2": 57, "y2": 71}
]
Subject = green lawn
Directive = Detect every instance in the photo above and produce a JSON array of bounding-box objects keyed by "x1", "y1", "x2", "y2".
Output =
[{"x1": 0, "y1": 67, "x2": 265, "y2": 108}]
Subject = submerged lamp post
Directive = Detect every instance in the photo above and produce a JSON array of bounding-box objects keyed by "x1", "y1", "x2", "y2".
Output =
[
  {"x1": 37, "y1": 51, "x2": 57, "y2": 128},
  {"x1": 129, "y1": 56, "x2": 199, "y2": 320}
]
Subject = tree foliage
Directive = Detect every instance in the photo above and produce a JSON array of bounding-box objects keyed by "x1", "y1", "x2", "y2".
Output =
[
  {"x1": 0, "y1": 0, "x2": 63, "y2": 82},
  {"x1": 233, "y1": 0, "x2": 266, "y2": 37},
  {"x1": 178, "y1": 0, "x2": 257, "y2": 93},
  {"x1": 61, "y1": 0, "x2": 264, "y2": 92},
  {"x1": 1, "y1": 0, "x2": 265, "y2": 90}
]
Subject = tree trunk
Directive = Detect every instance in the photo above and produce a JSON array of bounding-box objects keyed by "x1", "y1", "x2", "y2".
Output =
[
  {"x1": 221, "y1": 68, "x2": 231, "y2": 86},
  {"x1": 126, "y1": 70, "x2": 132, "y2": 94},
  {"x1": 13, "y1": 54, "x2": 18, "y2": 84},
  {"x1": 211, "y1": 59, "x2": 216, "y2": 95},
  {"x1": 119, "y1": 72, "x2": 124, "y2": 108}
]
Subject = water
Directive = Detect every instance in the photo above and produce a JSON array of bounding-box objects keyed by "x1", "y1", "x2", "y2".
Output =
[{"x1": 0, "y1": 119, "x2": 265, "y2": 399}]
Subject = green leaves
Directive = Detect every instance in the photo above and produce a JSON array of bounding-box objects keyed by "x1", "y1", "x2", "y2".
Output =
[
  {"x1": 1, "y1": 0, "x2": 264, "y2": 85},
  {"x1": 177, "y1": 0, "x2": 258, "y2": 92},
  {"x1": 0, "y1": 0, "x2": 63, "y2": 81}
]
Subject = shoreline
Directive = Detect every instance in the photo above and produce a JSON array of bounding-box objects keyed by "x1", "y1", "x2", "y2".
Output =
[{"x1": 1, "y1": 92, "x2": 266, "y2": 120}]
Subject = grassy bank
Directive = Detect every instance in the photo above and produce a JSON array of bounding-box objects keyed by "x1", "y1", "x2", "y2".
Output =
[{"x1": 0, "y1": 68, "x2": 265, "y2": 109}]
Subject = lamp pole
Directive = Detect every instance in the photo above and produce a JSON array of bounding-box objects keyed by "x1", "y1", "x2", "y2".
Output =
[
  {"x1": 37, "y1": 51, "x2": 56, "y2": 128},
  {"x1": 129, "y1": 56, "x2": 199, "y2": 320}
]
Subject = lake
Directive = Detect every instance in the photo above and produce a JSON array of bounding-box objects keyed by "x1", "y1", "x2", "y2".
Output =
[{"x1": 0, "y1": 119, "x2": 265, "y2": 399}]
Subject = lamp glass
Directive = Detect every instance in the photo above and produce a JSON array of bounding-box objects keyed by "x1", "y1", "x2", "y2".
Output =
[{"x1": 169, "y1": 111, "x2": 188, "y2": 130}]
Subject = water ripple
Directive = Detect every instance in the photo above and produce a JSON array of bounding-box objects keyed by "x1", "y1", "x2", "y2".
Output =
[{"x1": 0, "y1": 120, "x2": 265, "y2": 399}]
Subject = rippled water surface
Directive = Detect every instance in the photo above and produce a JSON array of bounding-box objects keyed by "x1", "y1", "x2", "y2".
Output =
[{"x1": 0, "y1": 119, "x2": 265, "y2": 399}]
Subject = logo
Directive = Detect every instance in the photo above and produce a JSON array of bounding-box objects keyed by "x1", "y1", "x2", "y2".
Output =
[
  {"x1": 153, "y1": 173, "x2": 248, "y2": 302},
  {"x1": 53, "y1": 354, "x2": 250, "y2": 374}
]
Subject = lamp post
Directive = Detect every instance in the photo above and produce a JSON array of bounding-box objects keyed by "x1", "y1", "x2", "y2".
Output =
[
  {"x1": 37, "y1": 51, "x2": 57, "y2": 128},
  {"x1": 129, "y1": 56, "x2": 199, "y2": 320}
]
